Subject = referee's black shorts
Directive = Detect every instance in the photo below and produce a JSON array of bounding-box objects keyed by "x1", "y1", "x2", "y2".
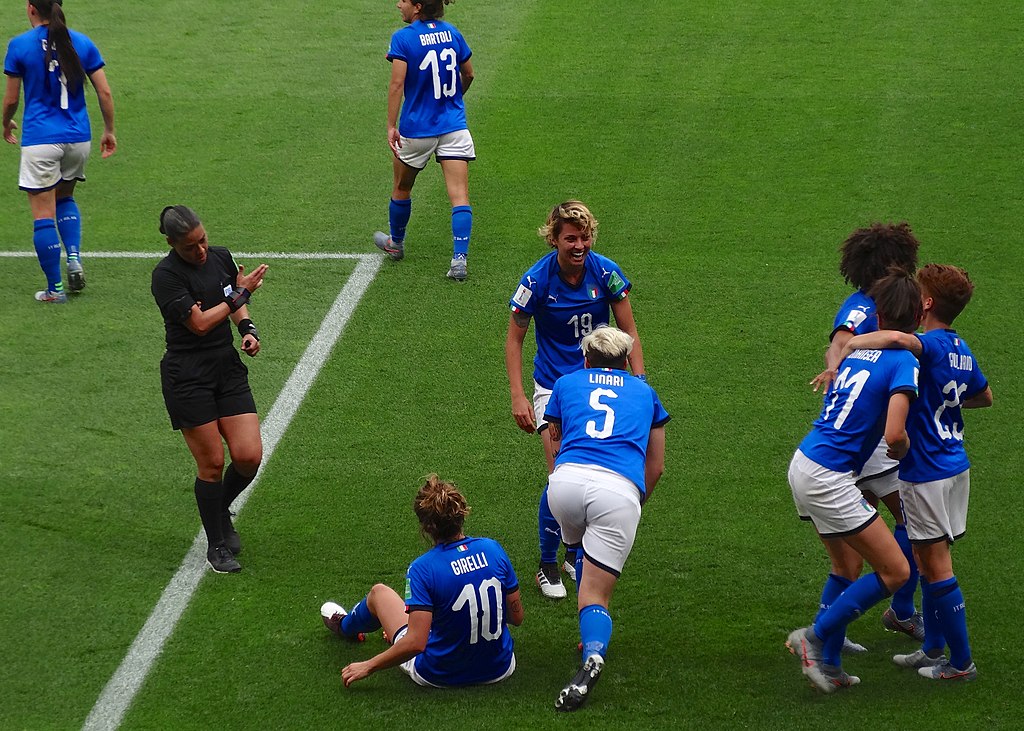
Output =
[{"x1": 160, "y1": 346, "x2": 257, "y2": 430}]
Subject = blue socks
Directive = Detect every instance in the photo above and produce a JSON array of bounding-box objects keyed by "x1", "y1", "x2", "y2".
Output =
[
  {"x1": 930, "y1": 576, "x2": 971, "y2": 669},
  {"x1": 579, "y1": 604, "x2": 612, "y2": 660},
  {"x1": 814, "y1": 572, "x2": 889, "y2": 665},
  {"x1": 451, "y1": 205, "x2": 472, "y2": 259},
  {"x1": 538, "y1": 485, "x2": 561, "y2": 564},
  {"x1": 56, "y1": 196, "x2": 82, "y2": 261},
  {"x1": 890, "y1": 525, "x2": 919, "y2": 619},
  {"x1": 340, "y1": 597, "x2": 381, "y2": 638},
  {"x1": 815, "y1": 573, "x2": 853, "y2": 663},
  {"x1": 33, "y1": 219, "x2": 63, "y2": 292},
  {"x1": 574, "y1": 549, "x2": 584, "y2": 594},
  {"x1": 920, "y1": 577, "x2": 946, "y2": 655},
  {"x1": 388, "y1": 198, "x2": 411, "y2": 244}
]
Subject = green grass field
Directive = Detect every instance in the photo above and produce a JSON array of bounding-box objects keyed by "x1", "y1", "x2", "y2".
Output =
[{"x1": 1, "y1": 1, "x2": 1021, "y2": 728}]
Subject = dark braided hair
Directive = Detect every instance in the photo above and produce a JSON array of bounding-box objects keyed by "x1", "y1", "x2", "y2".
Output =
[
  {"x1": 30, "y1": 0, "x2": 86, "y2": 91},
  {"x1": 413, "y1": 475, "x2": 470, "y2": 544}
]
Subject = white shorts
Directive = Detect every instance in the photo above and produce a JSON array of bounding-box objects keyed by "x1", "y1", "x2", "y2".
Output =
[
  {"x1": 19, "y1": 142, "x2": 90, "y2": 191},
  {"x1": 855, "y1": 438, "x2": 901, "y2": 500},
  {"x1": 899, "y1": 470, "x2": 970, "y2": 544},
  {"x1": 393, "y1": 626, "x2": 516, "y2": 687},
  {"x1": 532, "y1": 381, "x2": 552, "y2": 432},
  {"x1": 397, "y1": 129, "x2": 475, "y2": 169},
  {"x1": 547, "y1": 462, "x2": 642, "y2": 576},
  {"x1": 788, "y1": 450, "x2": 879, "y2": 538}
]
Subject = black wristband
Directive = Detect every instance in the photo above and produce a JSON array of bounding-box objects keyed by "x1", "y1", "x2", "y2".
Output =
[
  {"x1": 225, "y1": 286, "x2": 251, "y2": 313},
  {"x1": 237, "y1": 318, "x2": 259, "y2": 341}
]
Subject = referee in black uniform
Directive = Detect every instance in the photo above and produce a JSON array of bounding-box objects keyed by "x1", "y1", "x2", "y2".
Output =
[{"x1": 152, "y1": 205, "x2": 269, "y2": 573}]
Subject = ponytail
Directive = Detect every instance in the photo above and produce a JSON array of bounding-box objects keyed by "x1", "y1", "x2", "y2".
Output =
[{"x1": 31, "y1": 0, "x2": 86, "y2": 91}]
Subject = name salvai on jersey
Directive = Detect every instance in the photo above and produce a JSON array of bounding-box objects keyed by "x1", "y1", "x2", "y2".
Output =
[
  {"x1": 899, "y1": 329, "x2": 988, "y2": 483},
  {"x1": 545, "y1": 368, "x2": 670, "y2": 496},
  {"x1": 509, "y1": 251, "x2": 631, "y2": 389},
  {"x1": 799, "y1": 348, "x2": 919, "y2": 474}
]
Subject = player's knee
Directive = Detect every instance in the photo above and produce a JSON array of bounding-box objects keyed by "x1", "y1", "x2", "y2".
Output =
[
  {"x1": 884, "y1": 561, "x2": 912, "y2": 592},
  {"x1": 229, "y1": 447, "x2": 262, "y2": 475},
  {"x1": 831, "y1": 559, "x2": 862, "y2": 581}
]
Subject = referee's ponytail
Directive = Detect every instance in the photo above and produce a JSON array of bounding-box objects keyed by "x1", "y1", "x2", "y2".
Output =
[
  {"x1": 159, "y1": 205, "x2": 202, "y2": 242},
  {"x1": 30, "y1": 0, "x2": 86, "y2": 92}
]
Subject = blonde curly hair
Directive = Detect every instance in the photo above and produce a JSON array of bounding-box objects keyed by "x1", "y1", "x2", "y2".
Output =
[{"x1": 537, "y1": 200, "x2": 599, "y2": 247}]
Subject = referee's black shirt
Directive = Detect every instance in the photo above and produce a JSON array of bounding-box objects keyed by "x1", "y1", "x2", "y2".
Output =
[{"x1": 152, "y1": 246, "x2": 239, "y2": 352}]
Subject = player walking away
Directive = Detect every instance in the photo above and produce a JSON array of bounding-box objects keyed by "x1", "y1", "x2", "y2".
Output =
[
  {"x1": 322, "y1": 475, "x2": 524, "y2": 688},
  {"x1": 786, "y1": 269, "x2": 924, "y2": 693},
  {"x1": 505, "y1": 201, "x2": 647, "y2": 601},
  {"x1": 372, "y1": 0, "x2": 476, "y2": 281},
  {"x1": 152, "y1": 206, "x2": 269, "y2": 574},
  {"x1": 543, "y1": 327, "x2": 668, "y2": 711},
  {"x1": 3, "y1": 0, "x2": 116, "y2": 302},
  {"x1": 841, "y1": 264, "x2": 992, "y2": 682},
  {"x1": 810, "y1": 223, "x2": 924, "y2": 646}
]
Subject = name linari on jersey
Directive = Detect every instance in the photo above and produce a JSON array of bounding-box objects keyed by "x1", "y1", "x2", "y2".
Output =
[
  {"x1": 589, "y1": 372, "x2": 625, "y2": 387},
  {"x1": 450, "y1": 552, "x2": 489, "y2": 576},
  {"x1": 419, "y1": 30, "x2": 453, "y2": 46}
]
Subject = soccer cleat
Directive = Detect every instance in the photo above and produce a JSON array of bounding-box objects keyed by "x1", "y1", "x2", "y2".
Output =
[
  {"x1": 842, "y1": 637, "x2": 868, "y2": 654},
  {"x1": 320, "y1": 601, "x2": 365, "y2": 642},
  {"x1": 67, "y1": 259, "x2": 85, "y2": 292},
  {"x1": 207, "y1": 543, "x2": 241, "y2": 573},
  {"x1": 34, "y1": 289, "x2": 68, "y2": 304},
  {"x1": 221, "y1": 512, "x2": 241, "y2": 556},
  {"x1": 786, "y1": 627, "x2": 823, "y2": 668},
  {"x1": 536, "y1": 564, "x2": 567, "y2": 599},
  {"x1": 555, "y1": 653, "x2": 604, "y2": 712},
  {"x1": 893, "y1": 649, "x2": 947, "y2": 669},
  {"x1": 882, "y1": 607, "x2": 926, "y2": 642},
  {"x1": 804, "y1": 663, "x2": 861, "y2": 694},
  {"x1": 446, "y1": 257, "x2": 467, "y2": 281},
  {"x1": 918, "y1": 660, "x2": 978, "y2": 681},
  {"x1": 373, "y1": 231, "x2": 404, "y2": 261},
  {"x1": 562, "y1": 559, "x2": 577, "y2": 583}
]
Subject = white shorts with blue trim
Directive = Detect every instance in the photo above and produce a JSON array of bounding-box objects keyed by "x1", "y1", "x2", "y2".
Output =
[
  {"x1": 532, "y1": 381, "x2": 552, "y2": 432},
  {"x1": 855, "y1": 438, "x2": 901, "y2": 500},
  {"x1": 396, "y1": 129, "x2": 475, "y2": 169},
  {"x1": 19, "y1": 142, "x2": 90, "y2": 191},
  {"x1": 789, "y1": 449, "x2": 878, "y2": 538},
  {"x1": 899, "y1": 470, "x2": 969, "y2": 544},
  {"x1": 392, "y1": 626, "x2": 516, "y2": 687}
]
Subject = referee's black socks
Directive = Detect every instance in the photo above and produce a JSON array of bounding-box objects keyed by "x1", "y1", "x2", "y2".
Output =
[
  {"x1": 194, "y1": 477, "x2": 226, "y2": 546},
  {"x1": 222, "y1": 464, "x2": 256, "y2": 512}
]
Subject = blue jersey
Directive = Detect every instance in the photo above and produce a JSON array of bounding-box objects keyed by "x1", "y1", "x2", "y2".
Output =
[
  {"x1": 545, "y1": 368, "x2": 670, "y2": 496},
  {"x1": 799, "y1": 348, "x2": 919, "y2": 473},
  {"x1": 899, "y1": 329, "x2": 988, "y2": 483},
  {"x1": 405, "y1": 536, "x2": 518, "y2": 686},
  {"x1": 4, "y1": 26, "x2": 104, "y2": 146},
  {"x1": 831, "y1": 290, "x2": 878, "y2": 339},
  {"x1": 387, "y1": 20, "x2": 471, "y2": 138},
  {"x1": 510, "y1": 251, "x2": 631, "y2": 389}
]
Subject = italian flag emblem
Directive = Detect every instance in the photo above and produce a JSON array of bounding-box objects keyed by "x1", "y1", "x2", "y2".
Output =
[
  {"x1": 457, "y1": 544, "x2": 468, "y2": 552},
  {"x1": 589, "y1": 286, "x2": 599, "y2": 299}
]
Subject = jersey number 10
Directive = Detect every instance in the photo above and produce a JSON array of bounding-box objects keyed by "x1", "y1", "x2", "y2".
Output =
[
  {"x1": 452, "y1": 577, "x2": 503, "y2": 644},
  {"x1": 420, "y1": 48, "x2": 458, "y2": 101}
]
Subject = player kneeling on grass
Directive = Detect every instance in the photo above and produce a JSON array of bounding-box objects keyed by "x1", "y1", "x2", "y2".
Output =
[
  {"x1": 785, "y1": 268, "x2": 922, "y2": 694},
  {"x1": 321, "y1": 475, "x2": 524, "y2": 688},
  {"x1": 841, "y1": 264, "x2": 992, "y2": 682},
  {"x1": 543, "y1": 326, "x2": 669, "y2": 712}
]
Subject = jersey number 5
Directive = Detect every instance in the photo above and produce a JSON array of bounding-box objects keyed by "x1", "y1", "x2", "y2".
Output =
[
  {"x1": 452, "y1": 577, "x2": 503, "y2": 644},
  {"x1": 586, "y1": 388, "x2": 618, "y2": 439},
  {"x1": 420, "y1": 48, "x2": 458, "y2": 101}
]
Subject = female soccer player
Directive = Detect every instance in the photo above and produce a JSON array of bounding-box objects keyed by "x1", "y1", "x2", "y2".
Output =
[
  {"x1": 372, "y1": 0, "x2": 476, "y2": 280},
  {"x1": 151, "y1": 205, "x2": 269, "y2": 574},
  {"x1": 505, "y1": 200, "x2": 646, "y2": 600},
  {"x1": 810, "y1": 222, "x2": 924, "y2": 645},
  {"x1": 786, "y1": 269, "x2": 922, "y2": 693},
  {"x1": 3, "y1": 0, "x2": 116, "y2": 302},
  {"x1": 322, "y1": 475, "x2": 524, "y2": 688},
  {"x1": 544, "y1": 327, "x2": 668, "y2": 711}
]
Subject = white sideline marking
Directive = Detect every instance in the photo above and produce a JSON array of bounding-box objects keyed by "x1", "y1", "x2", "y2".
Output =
[{"x1": 80, "y1": 252, "x2": 383, "y2": 731}]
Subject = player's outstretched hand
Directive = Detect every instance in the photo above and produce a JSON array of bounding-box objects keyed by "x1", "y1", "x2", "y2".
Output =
[
  {"x1": 241, "y1": 334, "x2": 260, "y2": 357},
  {"x1": 341, "y1": 661, "x2": 373, "y2": 688},
  {"x1": 810, "y1": 368, "x2": 837, "y2": 394},
  {"x1": 3, "y1": 119, "x2": 17, "y2": 145},
  {"x1": 511, "y1": 394, "x2": 536, "y2": 434},
  {"x1": 237, "y1": 263, "x2": 269, "y2": 293}
]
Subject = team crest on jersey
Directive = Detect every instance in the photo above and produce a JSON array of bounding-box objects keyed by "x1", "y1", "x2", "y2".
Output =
[
  {"x1": 588, "y1": 286, "x2": 599, "y2": 299},
  {"x1": 608, "y1": 271, "x2": 625, "y2": 294}
]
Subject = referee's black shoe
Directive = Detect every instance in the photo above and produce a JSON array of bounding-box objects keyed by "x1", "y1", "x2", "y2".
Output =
[
  {"x1": 222, "y1": 512, "x2": 242, "y2": 556},
  {"x1": 207, "y1": 543, "x2": 241, "y2": 573}
]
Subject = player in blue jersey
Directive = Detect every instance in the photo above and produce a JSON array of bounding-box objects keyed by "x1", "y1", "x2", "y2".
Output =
[
  {"x1": 504, "y1": 201, "x2": 646, "y2": 600},
  {"x1": 810, "y1": 223, "x2": 924, "y2": 646},
  {"x1": 542, "y1": 326, "x2": 668, "y2": 711},
  {"x1": 372, "y1": 0, "x2": 476, "y2": 280},
  {"x1": 786, "y1": 269, "x2": 922, "y2": 694},
  {"x1": 841, "y1": 264, "x2": 992, "y2": 682},
  {"x1": 322, "y1": 475, "x2": 524, "y2": 688},
  {"x1": 3, "y1": 0, "x2": 116, "y2": 302}
]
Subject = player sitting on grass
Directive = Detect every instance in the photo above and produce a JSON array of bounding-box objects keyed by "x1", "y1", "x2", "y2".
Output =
[
  {"x1": 840, "y1": 264, "x2": 992, "y2": 682},
  {"x1": 811, "y1": 222, "x2": 924, "y2": 647},
  {"x1": 786, "y1": 268, "x2": 922, "y2": 694},
  {"x1": 321, "y1": 475, "x2": 524, "y2": 688}
]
